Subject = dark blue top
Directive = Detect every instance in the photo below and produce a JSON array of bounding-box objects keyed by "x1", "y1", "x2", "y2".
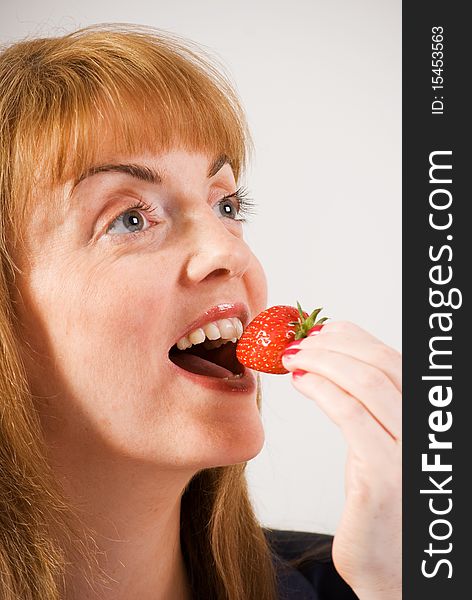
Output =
[{"x1": 263, "y1": 529, "x2": 359, "y2": 600}]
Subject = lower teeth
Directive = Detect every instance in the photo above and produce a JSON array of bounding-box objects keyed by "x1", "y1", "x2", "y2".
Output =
[{"x1": 223, "y1": 373, "x2": 244, "y2": 380}]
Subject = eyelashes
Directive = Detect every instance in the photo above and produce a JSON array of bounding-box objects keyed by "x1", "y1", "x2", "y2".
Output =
[
  {"x1": 105, "y1": 198, "x2": 157, "y2": 239},
  {"x1": 219, "y1": 186, "x2": 258, "y2": 223},
  {"x1": 105, "y1": 186, "x2": 258, "y2": 242}
]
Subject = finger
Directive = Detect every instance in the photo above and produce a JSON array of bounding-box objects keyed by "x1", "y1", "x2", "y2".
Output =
[
  {"x1": 300, "y1": 329, "x2": 402, "y2": 392},
  {"x1": 282, "y1": 348, "x2": 402, "y2": 440},
  {"x1": 321, "y1": 320, "x2": 385, "y2": 344},
  {"x1": 290, "y1": 371, "x2": 399, "y2": 453}
]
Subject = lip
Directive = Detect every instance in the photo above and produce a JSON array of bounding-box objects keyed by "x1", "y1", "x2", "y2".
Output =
[
  {"x1": 168, "y1": 360, "x2": 257, "y2": 394},
  {"x1": 169, "y1": 302, "x2": 250, "y2": 349},
  {"x1": 167, "y1": 301, "x2": 255, "y2": 394}
]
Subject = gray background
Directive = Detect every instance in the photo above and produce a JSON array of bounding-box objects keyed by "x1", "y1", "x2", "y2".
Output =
[{"x1": 1, "y1": 0, "x2": 401, "y2": 534}]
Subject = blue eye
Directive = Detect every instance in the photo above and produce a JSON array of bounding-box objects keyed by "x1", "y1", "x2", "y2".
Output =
[
  {"x1": 216, "y1": 197, "x2": 239, "y2": 220},
  {"x1": 215, "y1": 187, "x2": 257, "y2": 223},
  {"x1": 106, "y1": 199, "x2": 157, "y2": 237}
]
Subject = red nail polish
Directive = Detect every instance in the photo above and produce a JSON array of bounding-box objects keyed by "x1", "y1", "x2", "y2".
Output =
[
  {"x1": 285, "y1": 340, "x2": 301, "y2": 350},
  {"x1": 308, "y1": 324, "x2": 325, "y2": 336},
  {"x1": 293, "y1": 369, "x2": 307, "y2": 378},
  {"x1": 283, "y1": 348, "x2": 300, "y2": 357}
]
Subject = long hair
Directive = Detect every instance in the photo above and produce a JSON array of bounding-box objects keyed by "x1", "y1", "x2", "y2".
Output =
[{"x1": 0, "y1": 24, "x2": 278, "y2": 599}]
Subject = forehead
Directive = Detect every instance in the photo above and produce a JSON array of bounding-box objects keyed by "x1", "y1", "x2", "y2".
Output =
[{"x1": 61, "y1": 125, "x2": 227, "y2": 184}]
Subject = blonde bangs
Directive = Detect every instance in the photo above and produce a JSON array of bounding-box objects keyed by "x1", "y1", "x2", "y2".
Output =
[{"x1": 3, "y1": 24, "x2": 252, "y2": 232}]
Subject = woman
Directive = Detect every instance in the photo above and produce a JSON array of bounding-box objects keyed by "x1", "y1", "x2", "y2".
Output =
[{"x1": 0, "y1": 24, "x2": 401, "y2": 599}]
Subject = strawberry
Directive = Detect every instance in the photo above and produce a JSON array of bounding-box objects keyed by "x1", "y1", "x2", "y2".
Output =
[{"x1": 236, "y1": 301, "x2": 328, "y2": 374}]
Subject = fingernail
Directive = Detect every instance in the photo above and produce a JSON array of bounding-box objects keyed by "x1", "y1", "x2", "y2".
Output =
[
  {"x1": 293, "y1": 369, "x2": 307, "y2": 379},
  {"x1": 282, "y1": 348, "x2": 300, "y2": 358},
  {"x1": 285, "y1": 340, "x2": 301, "y2": 351},
  {"x1": 308, "y1": 324, "x2": 325, "y2": 336}
]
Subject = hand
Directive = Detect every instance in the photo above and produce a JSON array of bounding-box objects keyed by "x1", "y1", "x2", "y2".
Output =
[{"x1": 281, "y1": 320, "x2": 402, "y2": 599}]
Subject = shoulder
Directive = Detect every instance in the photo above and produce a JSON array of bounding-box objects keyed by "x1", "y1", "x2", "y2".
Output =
[{"x1": 263, "y1": 528, "x2": 359, "y2": 600}]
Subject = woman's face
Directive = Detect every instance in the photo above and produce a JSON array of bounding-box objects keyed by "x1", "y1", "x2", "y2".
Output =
[{"x1": 14, "y1": 148, "x2": 268, "y2": 471}]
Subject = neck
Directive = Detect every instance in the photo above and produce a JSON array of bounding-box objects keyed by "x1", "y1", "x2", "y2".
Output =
[{"x1": 54, "y1": 456, "x2": 195, "y2": 600}]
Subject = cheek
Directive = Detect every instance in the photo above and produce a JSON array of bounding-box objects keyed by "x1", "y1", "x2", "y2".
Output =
[
  {"x1": 29, "y1": 255, "x2": 172, "y2": 406},
  {"x1": 246, "y1": 252, "x2": 268, "y2": 315},
  {"x1": 49, "y1": 265, "x2": 174, "y2": 445},
  {"x1": 73, "y1": 274, "x2": 168, "y2": 372}
]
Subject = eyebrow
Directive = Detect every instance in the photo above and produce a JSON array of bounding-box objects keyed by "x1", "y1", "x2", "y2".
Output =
[
  {"x1": 72, "y1": 153, "x2": 231, "y2": 192},
  {"x1": 75, "y1": 163, "x2": 162, "y2": 187}
]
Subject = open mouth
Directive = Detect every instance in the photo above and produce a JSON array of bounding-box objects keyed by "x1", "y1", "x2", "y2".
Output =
[{"x1": 168, "y1": 339, "x2": 245, "y2": 379}]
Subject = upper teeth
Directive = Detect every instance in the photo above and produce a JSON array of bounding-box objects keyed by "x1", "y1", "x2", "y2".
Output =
[{"x1": 176, "y1": 317, "x2": 244, "y2": 351}]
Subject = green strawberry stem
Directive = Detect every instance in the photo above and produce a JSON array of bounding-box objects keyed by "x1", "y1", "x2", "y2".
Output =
[{"x1": 289, "y1": 300, "x2": 329, "y2": 340}]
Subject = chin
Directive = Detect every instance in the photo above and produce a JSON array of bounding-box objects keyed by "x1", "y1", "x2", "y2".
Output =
[{"x1": 203, "y1": 415, "x2": 266, "y2": 468}]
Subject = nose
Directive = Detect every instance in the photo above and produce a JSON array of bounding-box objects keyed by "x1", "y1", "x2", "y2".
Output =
[{"x1": 180, "y1": 214, "x2": 252, "y2": 285}]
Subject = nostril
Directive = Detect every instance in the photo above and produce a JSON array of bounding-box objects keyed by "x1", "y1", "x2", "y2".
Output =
[
  {"x1": 184, "y1": 261, "x2": 233, "y2": 284},
  {"x1": 209, "y1": 268, "x2": 231, "y2": 278},
  {"x1": 184, "y1": 242, "x2": 249, "y2": 284}
]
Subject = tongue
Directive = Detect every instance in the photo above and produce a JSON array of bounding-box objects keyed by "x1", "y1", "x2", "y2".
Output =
[{"x1": 171, "y1": 352, "x2": 235, "y2": 378}]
